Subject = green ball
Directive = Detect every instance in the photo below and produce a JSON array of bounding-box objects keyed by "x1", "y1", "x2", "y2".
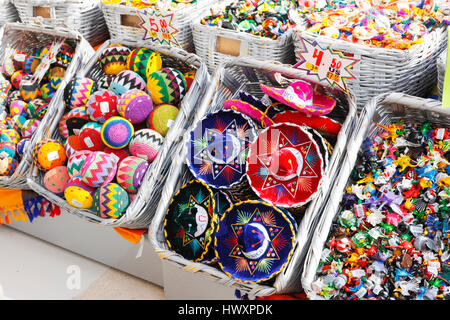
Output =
[{"x1": 92, "y1": 182, "x2": 129, "y2": 219}]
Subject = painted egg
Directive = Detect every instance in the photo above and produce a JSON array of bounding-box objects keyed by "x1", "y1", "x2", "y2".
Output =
[
  {"x1": 55, "y1": 42, "x2": 74, "y2": 69},
  {"x1": 49, "y1": 74, "x2": 63, "y2": 90},
  {"x1": 23, "y1": 56, "x2": 40, "y2": 75},
  {"x1": 79, "y1": 151, "x2": 119, "y2": 188},
  {"x1": 67, "y1": 150, "x2": 92, "y2": 178},
  {"x1": 26, "y1": 98, "x2": 47, "y2": 119},
  {"x1": 33, "y1": 139, "x2": 66, "y2": 171},
  {"x1": 44, "y1": 165, "x2": 70, "y2": 195},
  {"x1": 11, "y1": 70, "x2": 28, "y2": 89},
  {"x1": 147, "y1": 104, "x2": 179, "y2": 137},
  {"x1": 99, "y1": 44, "x2": 131, "y2": 75},
  {"x1": 10, "y1": 114, "x2": 27, "y2": 132},
  {"x1": 79, "y1": 122, "x2": 105, "y2": 151},
  {"x1": 21, "y1": 118, "x2": 41, "y2": 138},
  {"x1": 92, "y1": 182, "x2": 129, "y2": 219},
  {"x1": 40, "y1": 83, "x2": 55, "y2": 103},
  {"x1": 101, "y1": 116, "x2": 134, "y2": 149},
  {"x1": 87, "y1": 89, "x2": 118, "y2": 123},
  {"x1": 10, "y1": 100, "x2": 27, "y2": 117},
  {"x1": 116, "y1": 156, "x2": 150, "y2": 193},
  {"x1": 64, "y1": 135, "x2": 83, "y2": 157},
  {"x1": 0, "y1": 142, "x2": 16, "y2": 158},
  {"x1": 1, "y1": 128, "x2": 20, "y2": 143},
  {"x1": 64, "y1": 76, "x2": 96, "y2": 109},
  {"x1": 147, "y1": 67, "x2": 187, "y2": 106},
  {"x1": 20, "y1": 79, "x2": 41, "y2": 102},
  {"x1": 2, "y1": 57, "x2": 16, "y2": 78},
  {"x1": 128, "y1": 128, "x2": 164, "y2": 162},
  {"x1": 117, "y1": 89, "x2": 153, "y2": 124},
  {"x1": 109, "y1": 70, "x2": 147, "y2": 97},
  {"x1": 127, "y1": 47, "x2": 162, "y2": 80},
  {"x1": 64, "y1": 175, "x2": 96, "y2": 209}
]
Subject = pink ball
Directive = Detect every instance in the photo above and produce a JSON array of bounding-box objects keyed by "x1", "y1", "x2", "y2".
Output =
[{"x1": 44, "y1": 166, "x2": 70, "y2": 195}]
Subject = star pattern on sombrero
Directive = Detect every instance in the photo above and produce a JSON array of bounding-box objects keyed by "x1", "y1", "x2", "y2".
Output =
[
  {"x1": 256, "y1": 130, "x2": 319, "y2": 198},
  {"x1": 174, "y1": 194, "x2": 213, "y2": 250},
  {"x1": 229, "y1": 208, "x2": 283, "y2": 275},
  {"x1": 193, "y1": 119, "x2": 249, "y2": 181}
]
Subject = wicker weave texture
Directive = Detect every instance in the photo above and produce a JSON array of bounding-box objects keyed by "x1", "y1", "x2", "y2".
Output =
[
  {"x1": 293, "y1": 27, "x2": 448, "y2": 109},
  {"x1": 438, "y1": 49, "x2": 446, "y2": 100},
  {"x1": 0, "y1": 22, "x2": 94, "y2": 189},
  {"x1": 300, "y1": 92, "x2": 445, "y2": 299},
  {"x1": 0, "y1": 0, "x2": 20, "y2": 28},
  {"x1": 28, "y1": 38, "x2": 210, "y2": 229},
  {"x1": 148, "y1": 57, "x2": 358, "y2": 296}
]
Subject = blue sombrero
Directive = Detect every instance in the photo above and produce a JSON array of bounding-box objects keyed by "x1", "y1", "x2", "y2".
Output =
[
  {"x1": 185, "y1": 109, "x2": 258, "y2": 189},
  {"x1": 214, "y1": 200, "x2": 296, "y2": 284}
]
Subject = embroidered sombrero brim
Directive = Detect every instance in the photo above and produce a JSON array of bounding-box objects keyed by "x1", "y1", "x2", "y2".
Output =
[
  {"x1": 164, "y1": 179, "x2": 217, "y2": 262},
  {"x1": 223, "y1": 99, "x2": 274, "y2": 128},
  {"x1": 214, "y1": 200, "x2": 296, "y2": 284},
  {"x1": 246, "y1": 123, "x2": 325, "y2": 208},
  {"x1": 273, "y1": 110, "x2": 342, "y2": 137}
]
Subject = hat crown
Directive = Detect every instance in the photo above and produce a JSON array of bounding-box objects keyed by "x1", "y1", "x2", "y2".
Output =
[
  {"x1": 269, "y1": 147, "x2": 303, "y2": 181},
  {"x1": 179, "y1": 203, "x2": 210, "y2": 238},
  {"x1": 237, "y1": 223, "x2": 270, "y2": 260},
  {"x1": 206, "y1": 130, "x2": 242, "y2": 165}
]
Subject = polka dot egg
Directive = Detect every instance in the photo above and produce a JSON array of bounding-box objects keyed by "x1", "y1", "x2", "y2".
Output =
[{"x1": 44, "y1": 166, "x2": 70, "y2": 195}]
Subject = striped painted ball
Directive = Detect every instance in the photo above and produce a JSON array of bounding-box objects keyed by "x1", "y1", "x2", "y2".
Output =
[
  {"x1": 93, "y1": 182, "x2": 129, "y2": 219},
  {"x1": 147, "y1": 67, "x2": 187, "y2": 106},
  {"x1": 101, "y1": 116, "x2": 134, "y2": 149},
  {"x1": 117, "y1": 89, "x2": 153, "y2": 124},
  {"x1": 128, "y1": 128, "x2": 164, "y2": 162},
  {"x1": 79, "y1": 151, "x2": 119, "y2": 188},
  {"x1": 67, "y1": 150, "x2": 92, "y2": 178},
  {"x1": 116, "y1": 156, "x2": 150, "y2": 193}
]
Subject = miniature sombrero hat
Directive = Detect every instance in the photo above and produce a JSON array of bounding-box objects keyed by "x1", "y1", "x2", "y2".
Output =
[
  {"x1": 246, "y1": 123, "x2": 324, "y2": 208},
  {"x1": 164, "y1": 179, "x2": 217, "y2": 262},
  {"x1": 260, "y1": 80, "x2": 336, "y2": 116},
  {"x1": 273, "y1": 110, "x2": 342, "y2": 137},
  {"x1": 186, "y1": 109, "x2": 258, "y2": 189},
  {"x1": 223, "y1": 99, "x2": 273, "y2": 128},
  {"x1": 214, "y1": 200, "x2": 296, "y2": 283}
]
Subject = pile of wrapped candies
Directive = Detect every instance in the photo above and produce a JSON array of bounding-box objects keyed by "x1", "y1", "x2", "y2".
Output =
[
  {"x1": 292, "y1": 0, "x2": 450, "y2": 49},
  {"x1": 0, "y1": 42, "x2": 74, "y2": 177},
  {"x1": 32, "y1": 43, "x2": 195, "y2": 220},
  {"x1": 312, "y1": 120, "x2": 450, "y2": 300},
  {"x1": 163, "y1": 78, "x2": 347, "y2": 283},
  {"x1": 102, "y1": 0, "x2": 199, "y2": 11},
  {"x1": 200, "y1": 0, "x2": 297, "y2": 39}
]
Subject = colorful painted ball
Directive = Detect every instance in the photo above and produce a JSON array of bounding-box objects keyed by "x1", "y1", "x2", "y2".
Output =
[
  {"x1": 7, "y1": 91, "x2": 21, "y2": 105},
  {"x1": 79, "y1": 122, "x2": 105, "y2": 151},
  {"x1": 11, "y1": 70, "x2": 28, "y2": 89},
  {"x1": 2, "y1": 57, "x2": 16, "y2": 78},
  {"x1": 67, "y1": 150, "x2": 92, "y2": 178},
  {"x1": 127, "y1": 47, "x2": 162, "y2": 80},
  {"x1": 20, "y1": 79, "x2": 41, "y2": 102},
  {"x1": 49, "y1": 74, "x2": 63, "y2": 90},
  {"x1": 93, "y1": 182, "x2": 129, "y2": 219},
  {"x1": 0, "y1": 142, "x2": 16, "y2": 158},
  {"x1": 58, "y1": 113, "x2": 70, "y2": 139},
  {"x1": 129, "y1": 128, "x2": 164, "y2": 162},
  {"x1": 21, "y1": 118, "x2": 41, "y2": 139},
  {"x1": 109, "y1": 70, "x2": 147, "y2": 97},
  {"x1": 23, "y1": 56, "x2": 40, "y2": 75},
  {"x1": 10, "y1": 100, "x2": 27, "y2": 117},
  {"x1": 116, "y1": 156, "x2": 150, "y2": 193},
  {"x1": 66, "y1": 107, "x2": 90, "y2": 136},
  {"x1": 0, "y1": 156, "x2": 18, "y2": 176},
  {"x1": 79, "y1": 151, "x2": 120, "y2": 188},
  {"x1": 87, "y1": 89, "x2": 118, "y2": 123},
  {"x1": 16, "y1": 138, "x2": 30, "y2": 158},
  {"x1": 64, "y1": 135, "x2": 83, "y2": 157},
  {"x1": 147, "y1": 104, "x2": 179, "y2": 137},
  {"x1": 33, "y1": 139, "x2": 66, "y2": 171},
  {"x1": 0, "y1": 128, "x2": 20, "y2": 143},
  {"x1": 10, "y1": 114, "x2": 27, "y2": 132},
  {"x1": 40, "y1": 83, "x2": 55, "y2": 103},
  {"x1": 55, "y1": 42, "x2": 74, "y2": 69},
  {"x1": 117, "y1": 89, "x2": 153, "y2": 124},
  {"x1": 44, "y1": 166, "x2": 70, "y2": 195},
  {"x1": 64, "y1": 175, "x2": 96, "y2": 209},
  {"x1": 103, "y1": 147, "x2": 131, "y2": 164},
  {"x1": 101, "y1": 116, "x2": 134, "y2": 149},
  {"x1": 26, "y1": 98, "x2": 47, "y2": 119},
  {"x1": 11, "y1": 51, "x2": 28, "y2": 71},
  {"x1": 147, "y1": 67, "x2": 187, "y2": 106},
  {"x1": 184, "y1": 70, "x2": 196, "y2": 92},
  {"x1": 64, "y1": 76, "x2": 96, "y2": 109},
  {"x1": 99, "y1": 44, "x2": 131, "y2": 75}
]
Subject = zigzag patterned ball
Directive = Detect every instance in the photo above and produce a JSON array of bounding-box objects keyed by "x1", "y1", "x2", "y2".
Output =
[
  {"x1": 147, "y1": 67, "x2": 186, "y2": 106},
  {"x1": 87, "y1": 89, "x2": 118, "y2": 123},
  {"x1": 100, "y1": 44, "x2": 131, "y2": 76},
  {"x1": 126, "y1": 48, "x2": 162, "y2": 80},
  {"x1": 40, "y1": 83, "x2": 55, "y2": 103},
  {"x1": 129, "y1": 128, "x2": 164, "y2": 162},
  {"x1": 101, "y1": 116, "x2": 134, "y2": 149},
  {"x1": 0, "y1": 156, "x2": 18, "y2": 176},
  {"x1": 20, "y1": 80, "x2": 41, "y2": 102},
  {"x1": 79, "y1": 151, "x2": 119, "y2": 188},
  {"x1": 64, "y1": 175, "x2": 96, "y2": 209},
  {"x1": 116, "y1": 156, "x2": 150, "y2": 193},
  {"x1": 117, "y1": 89, "x2": 153, "y2": 124},
  {"x1": 65, "y1": 135, "x2": 83, "y2": 157},
  {"x1": 67, "y1": 150, "x2": 92, "y2": 177},
  {"x1": 58, "y1": 113, "x2": 70, "y2": 139},
  {"x1": 79, "y1": 122, "x2": 104, "y2": 151},
  {"x1": 21, "y1": 118, "x2": 41, "y2": 139},
  {"x1": 109, "y1": 70, "x2": 147, "y2": 97},
  {"x1": 64, "y1": 76, "x2": 96, "y2": 109},
  {"x1": 93, "y1": 182, "x2": 129, "y2": 219}
]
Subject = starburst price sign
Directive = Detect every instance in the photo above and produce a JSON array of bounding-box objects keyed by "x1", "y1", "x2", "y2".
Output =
[
  {"x1": 137, "y1": 9, "x2": 180, "y2": 47},
  {"x1": 293, "y1": 37, "x2": 359, "y2": 94}
]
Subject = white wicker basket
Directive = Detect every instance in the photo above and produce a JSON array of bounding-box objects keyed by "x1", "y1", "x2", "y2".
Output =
[
  {"x1": 192, "y1": 0, "x2": 296, "y2": 73},
  {"x1": 0, "y1": 0, "x2": 20, "y2": 28},
  {"x1": 301, "y1": 92, "x2": 445, "y2": 299},
  {"x1": 27, "y1": 38, "x2": 210, "y2": 229},
  {"x1": 0, "y1": 22, "x2": 94, "y2": 189},
  {"x1": 293, "y1": 26, "x2": 448, "y2": 109},
  {"x1": 12, "y1": 0, "x2": 110, "y2": 47},
  {"x1": 149, "y1": 57, "x2": 358, "y2": 297},
  {"x1": 101, "y1": 0, "x2": 215, "y2": 53},
  {"x1": 438, "y1": 49, "x2": 446, "y2": 100}
]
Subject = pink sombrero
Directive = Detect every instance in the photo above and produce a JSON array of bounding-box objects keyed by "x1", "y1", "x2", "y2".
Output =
[
  {"x1": 260, "y1": 80, "x2": 336, "y2": 116},
  {"x1": 223, "y1": 99, "x2": 274, "y2": 128}
]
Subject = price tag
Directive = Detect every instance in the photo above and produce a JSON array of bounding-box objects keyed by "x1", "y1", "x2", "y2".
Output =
[
  {"x1": 137, "y1": 9, "x2": 180, "y2": 47},
  {"x1": 293, "y1": 37, "x2": 359, "y2": 94}
]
